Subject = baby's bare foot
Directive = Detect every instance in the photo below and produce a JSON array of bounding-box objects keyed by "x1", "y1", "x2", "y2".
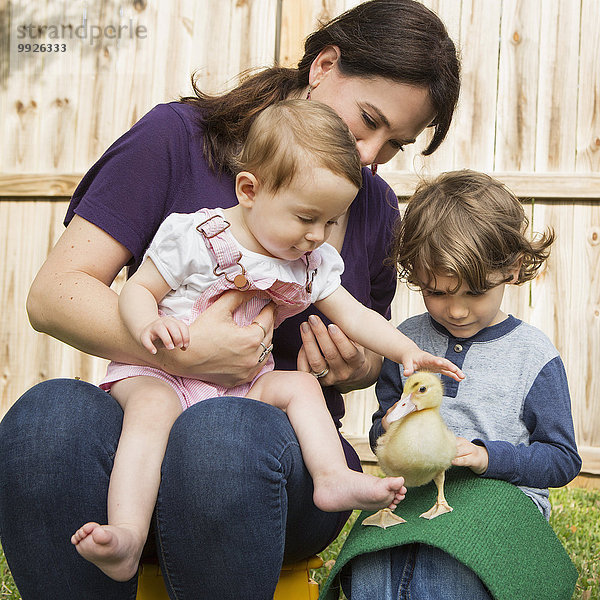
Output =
[
  {"x1": 312, "y1": 470, "x2": 406, "y2": 513},
  {"x1": 71, "y1": 522, "x2": 143, "y2": 582}
]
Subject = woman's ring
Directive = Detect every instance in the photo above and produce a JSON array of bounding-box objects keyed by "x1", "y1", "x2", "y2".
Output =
[
  {"x1": 258, "y1": 342, "x2": 273, "y2": 364},
  {"x1": 252, "y1": 321, "x2": 267, "y2": 338},
  {"x1": 312, "y1": 367, "x2": 329, "y2": 379}
]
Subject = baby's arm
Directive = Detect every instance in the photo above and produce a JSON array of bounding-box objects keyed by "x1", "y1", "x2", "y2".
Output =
[
  {"x1": 315, "y1": 286, "x2": 464, "y2": 382},
  {"x1": 119, "y1": 258, "x2": 190, "y2": 355}
]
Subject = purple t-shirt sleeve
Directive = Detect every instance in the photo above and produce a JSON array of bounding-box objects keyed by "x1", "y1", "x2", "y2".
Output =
[
  {"x1": 66, "y1": 102, "x2": 238, "y2": 271},
  {"x1": 66, "y1": 104, "x2": 192, "y2": 264}
]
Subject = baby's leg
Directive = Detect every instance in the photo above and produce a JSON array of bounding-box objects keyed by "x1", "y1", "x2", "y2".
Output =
[
  {"x1": 247, "y1": 371, "x2": 406, "y2": 513},
  {"x1": 71, "y1": 376, "x2": 182, "y2": 581}
]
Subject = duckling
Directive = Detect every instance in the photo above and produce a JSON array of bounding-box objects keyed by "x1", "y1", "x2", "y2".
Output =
[{"x1": 363, "y1": 372, "x2": 456, "y2": 529}]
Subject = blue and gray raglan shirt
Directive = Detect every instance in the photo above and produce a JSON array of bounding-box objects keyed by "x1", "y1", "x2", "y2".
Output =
[{"x1": 370, "y1": 314, "x2": 582, "y2": 519}]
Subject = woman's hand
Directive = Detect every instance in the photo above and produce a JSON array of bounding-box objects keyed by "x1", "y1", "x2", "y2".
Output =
[
  {"x1": 157, "y1": 291, "x2": 276, "y2": 386},
  {"x1": 452, "y1": 436, "x2": 489, "y2": 474},
  {"x1": 296, "y1": 314, "x2": 382, "y2": 393}
]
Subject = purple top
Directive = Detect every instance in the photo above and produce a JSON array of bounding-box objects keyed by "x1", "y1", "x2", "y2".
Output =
[{"x1": 66, "y1": 102, "x2": 399, "y2": 468}]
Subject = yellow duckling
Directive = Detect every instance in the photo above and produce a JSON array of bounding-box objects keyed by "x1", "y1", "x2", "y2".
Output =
[{"x1": 363, "y1": 372, "x2": 456, "y2": 529}]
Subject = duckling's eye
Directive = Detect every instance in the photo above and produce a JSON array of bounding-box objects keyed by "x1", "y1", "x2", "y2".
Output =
[{"x1": 418, "y1": 386, "x2": 427, "y2": 393}]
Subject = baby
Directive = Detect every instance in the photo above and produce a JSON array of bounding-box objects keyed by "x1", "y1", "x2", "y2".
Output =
[{"x1": 71, "y1": 100, "x2": 464, "y2": 581}]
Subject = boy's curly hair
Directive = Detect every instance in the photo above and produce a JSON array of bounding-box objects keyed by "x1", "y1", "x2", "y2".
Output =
[{"x1": 389, "y1": 170, "x2": 555, "y2": 293}]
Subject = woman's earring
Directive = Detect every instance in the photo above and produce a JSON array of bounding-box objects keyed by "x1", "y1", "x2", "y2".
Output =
[
  {"x1": 370, "y1": 163, "x2": 378, "y2": 176},
  {"x1": 306, "y1": 85, "x2": 312, "y2": 100}
]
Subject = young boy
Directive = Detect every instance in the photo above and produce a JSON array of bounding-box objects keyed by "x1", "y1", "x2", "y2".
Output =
[{"x1": 346, "y1": 170, "x2": 581, "y2": 599}]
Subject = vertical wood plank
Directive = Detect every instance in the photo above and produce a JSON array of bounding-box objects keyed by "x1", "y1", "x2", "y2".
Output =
[
  {"x1": 278, "y1": 0, "x2": 356, "y2": 69},
  {"x1": 535, "y1": 0, "x2": 580, "y2": 172},
  {"x1": 576, "y1": 0, "x2": 600, "y2": 173},
  {"x1": 494, "y1": 0, "x2": 541, "y2": 171},
  {"x1": 572, "y1": 0, "x2": 600, "y2": 452},
  {"x1": 532, "y1": 1, "x2": 585, "y2": 453},
  {"x1": 451, "y1": 0, "x2": 501, "y2": 170}
]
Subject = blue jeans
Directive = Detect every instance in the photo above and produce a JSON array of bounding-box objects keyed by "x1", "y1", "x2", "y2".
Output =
[
  {"x1": 342, "y1": 544, "x2": 492, "y2": 600},
  {"x1": 0, "y1": 378, "x2": 346, "y2": 599}
]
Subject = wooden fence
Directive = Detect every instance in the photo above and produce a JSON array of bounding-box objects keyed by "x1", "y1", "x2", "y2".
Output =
[{"x1": 1, "y1": 0, "x2": 599, "y2": 474}]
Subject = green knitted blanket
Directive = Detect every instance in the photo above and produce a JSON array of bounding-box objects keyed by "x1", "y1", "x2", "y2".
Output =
[{"x1": 319, "y1": 468, "x2": 577, "y2": 600}]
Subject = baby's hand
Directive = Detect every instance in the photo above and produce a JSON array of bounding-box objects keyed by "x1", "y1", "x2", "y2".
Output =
[
  {"x1": 139, "y1": 316, "x2": 190, "y2": 355},
  {"x1": 452, "y1": 436, "x2": 489, "y2": 474},
  {"x1": 402, "y1": 350, "x2": 465, "y2": 382}
]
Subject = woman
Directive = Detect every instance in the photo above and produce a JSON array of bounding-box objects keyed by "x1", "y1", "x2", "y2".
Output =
[{"x1": 0, "y1": 1, "x2": 460, "y2": 598}]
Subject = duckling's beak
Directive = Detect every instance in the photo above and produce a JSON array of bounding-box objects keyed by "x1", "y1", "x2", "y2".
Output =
[{"x1": 387, "y1": 392, "x2": 417, "y2": 424}]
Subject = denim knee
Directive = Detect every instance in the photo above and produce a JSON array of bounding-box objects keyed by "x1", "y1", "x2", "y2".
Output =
[{"x1": 0, "y1": 378, "x2": 135, "y2": 600}]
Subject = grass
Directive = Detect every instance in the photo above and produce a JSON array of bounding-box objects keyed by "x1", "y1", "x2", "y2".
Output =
[
  {"x1": 0, "y1": 486, "x2": 598, "y2": 599},
  {"x1": 548, "y1": 486, "x2": 600, "y2": 599},
  {"x1": 0, "y1": 549, "x2": 19, "y2": 600}
]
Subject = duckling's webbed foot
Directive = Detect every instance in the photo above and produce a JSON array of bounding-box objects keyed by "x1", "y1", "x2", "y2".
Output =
[
  {"x1": 419, "y1": 500, "x2": 453, "y2": 519},
  {"x1": 419, "y1": 471, "x2": 453, "y2": 520},
  {"x1": 362, "y1": 508, "x2": 406, "y2": 529}
]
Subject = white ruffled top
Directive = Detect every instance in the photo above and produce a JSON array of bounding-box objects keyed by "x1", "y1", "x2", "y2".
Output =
[{"x1": 144, "y1": 208, "x2": 344, "y2": 319}]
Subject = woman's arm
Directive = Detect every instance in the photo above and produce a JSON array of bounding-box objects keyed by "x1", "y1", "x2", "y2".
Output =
[
  {"x1": 27, "y1": 215, "x2": 275, "y2": 385},
  {"x1": 27, "y1": 215, "x2": 140, "y2": 362},
  {"x1": 315, "y1": 286, "x2": 465, "y2": 381}
]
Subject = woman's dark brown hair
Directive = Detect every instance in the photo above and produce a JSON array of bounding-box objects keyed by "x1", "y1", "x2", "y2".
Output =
[{"x1": 181, "y1": 0, "x2": 460, "y2": 175}]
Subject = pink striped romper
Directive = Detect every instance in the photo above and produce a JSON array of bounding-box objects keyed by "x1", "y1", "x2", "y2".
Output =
[{"x1": 100, "y1": 208, "x2": 344, "y2": 410}]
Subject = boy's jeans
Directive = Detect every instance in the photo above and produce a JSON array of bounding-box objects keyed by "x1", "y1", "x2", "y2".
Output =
[{"x1": 342, "y1": 543, "x2": 492, "y2": 600}]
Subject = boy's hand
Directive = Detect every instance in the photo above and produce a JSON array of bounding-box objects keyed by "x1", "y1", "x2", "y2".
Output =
[
  {"x1": 402, "y1": 349, "x2": 465, "y2": 382},
  {"x1": 452, "y1": 436, "x2": 489, "y2": 474},
  {"x1": 139, "y1": 316, "x2": 190, "y2": 355}
]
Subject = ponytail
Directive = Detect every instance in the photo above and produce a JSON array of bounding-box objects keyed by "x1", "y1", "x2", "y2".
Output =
[{"x1": 181, "y1": 67, "x2": 305, "y2": 174}]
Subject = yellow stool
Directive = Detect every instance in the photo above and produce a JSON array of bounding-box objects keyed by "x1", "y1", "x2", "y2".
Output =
[{"x1": 136, "y1": 555, "x2": 323, "y2": 600}]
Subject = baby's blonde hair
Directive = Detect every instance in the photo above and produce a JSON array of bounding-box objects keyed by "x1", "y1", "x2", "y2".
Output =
[
  {"x1": 236, "y1": 99, "x2": 362, "y2": 192},
  {"x1": 390, "y1": 170, "x2": 555, "y2": 292}
]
